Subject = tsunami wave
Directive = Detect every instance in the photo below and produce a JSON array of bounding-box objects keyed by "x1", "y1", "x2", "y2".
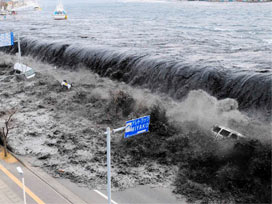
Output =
[{"x1": 1, "y1": 38, "x2": 271, "y2": 118}]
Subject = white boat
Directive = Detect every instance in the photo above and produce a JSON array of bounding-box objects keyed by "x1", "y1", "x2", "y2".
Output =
[
  {"x1": 34, "y1": 6, "x2": 41, "y2": 11},
  {"x1": 54, "y1": 0, "x2": 67, "y2": 20},
  {"x1": 33, "y1": 0, "x2": 41, "y2": 11}
]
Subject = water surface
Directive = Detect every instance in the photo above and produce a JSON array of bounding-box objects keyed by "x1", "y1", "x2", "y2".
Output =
[{"x1": 1, "y1": 0, "x2": 271, "y2": 71}]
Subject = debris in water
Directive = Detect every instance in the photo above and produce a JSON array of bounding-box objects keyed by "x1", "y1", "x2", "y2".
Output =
[
  {"x1": 61, "y1": 80, "x2": 72, "y2": 89},
  {"x1": 211, "y1": 125, "x2": 246, "y2": 140}
]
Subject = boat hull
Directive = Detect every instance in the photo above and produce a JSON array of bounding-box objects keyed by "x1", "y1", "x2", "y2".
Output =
[{"x1": 54, "y1": 14, "x2": 67, "y2": 20}]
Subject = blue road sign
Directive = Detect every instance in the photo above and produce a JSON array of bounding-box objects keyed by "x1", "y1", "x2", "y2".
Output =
[
  {"x1": 125, "y1": 115, "x2": 150, "y2": 138},
  {"x1": 0, "y1": 32, "x2": 14, "y2": 47}
]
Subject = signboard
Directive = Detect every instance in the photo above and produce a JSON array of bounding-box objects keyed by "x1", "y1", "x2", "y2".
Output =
[
  {"x1": 125, "y1": 115, "x2": 150, "y2": 138},
  {"x1": 0, "y1": 32, "x2": 14, "y2": 47}
]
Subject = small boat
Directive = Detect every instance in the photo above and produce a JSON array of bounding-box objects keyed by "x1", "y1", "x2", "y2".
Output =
[
  {"x1": 33, "y1": 0, "x2": 41, "y2": 11},
  {"x1": 54, "y1": 0, "x2": 67, "y2": 20},
  {"x1": 211, "y1": 125, "x2": 245, "y2": 140},
  {"x1": 34, "y1": 6, "x2": 41, "y2": 11}
]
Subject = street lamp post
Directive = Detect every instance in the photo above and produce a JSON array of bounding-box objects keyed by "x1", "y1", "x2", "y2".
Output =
[{"x1": 17, "y1": 166, "x2": 26, "y2": 204}]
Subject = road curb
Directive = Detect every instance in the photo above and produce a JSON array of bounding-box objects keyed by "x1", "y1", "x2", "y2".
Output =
[{"x1": 9, "y1": 151, "x2": 88, "y2": 204}]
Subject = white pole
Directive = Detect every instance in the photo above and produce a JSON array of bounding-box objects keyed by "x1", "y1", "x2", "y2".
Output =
[
  {"x1": 104, "y1": 126, "x2": 125, "y2": 204},
  {"x1": 22, "y1": 177, "x2": 27, "y2": 204},
  {"x1": 17, "y1": 167, "x2": 26, "y2": 204},
  {"x1": 17, "y1": 33, "x2": 21, "y2": 64},
  {"x1": 106, "y1": 127, "x2": 111, "y2": 204}
]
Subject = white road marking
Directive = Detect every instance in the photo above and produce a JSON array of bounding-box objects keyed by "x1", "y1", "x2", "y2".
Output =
[{"x1": 94, "y1": 190, "x2": 118, "y2": 204}]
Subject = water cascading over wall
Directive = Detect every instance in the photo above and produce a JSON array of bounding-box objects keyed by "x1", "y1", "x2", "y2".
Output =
[{"x1": 1, "y1": 38, "x2": 271, "y2": 118}]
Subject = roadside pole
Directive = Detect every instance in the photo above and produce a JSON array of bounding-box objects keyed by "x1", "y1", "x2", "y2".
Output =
[
  {"x1": 17, "y1": 33, "x2": 21, "y2": 64},
  {"x1": 105, "y1": 126, "x2": 126, "y2": 204},
  {"x1": 22, "y1": 176, "x2": 26, "y2": 204},
  {"x1": 105, "y1": 115, "x2": 150, "y2": 204},
  {"x1": 17, "y1": 167, "x2": 26, "y2": 204}
]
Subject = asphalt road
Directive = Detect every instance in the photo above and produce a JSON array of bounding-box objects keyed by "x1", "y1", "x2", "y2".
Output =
[
  {"x1": 0, "y1": 147, "x2": 186, "y2": 204},
  {"x1": 0, "y1": 151, "x2": 73, "y2": 204},
  {"x1": 0, "y1": 148, "x2": 112, "y2": 204},
  {"x1": 111, "y1": 186, "x2": 186, "y2": 204},
  {"x1": 58, "y1": 177, "x2": 186, "y2": 204}
]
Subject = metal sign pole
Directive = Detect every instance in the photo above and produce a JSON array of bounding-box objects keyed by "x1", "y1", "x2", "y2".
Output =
[
  {"x1": 104, "y1": 116, "x2": 149, "y2": 204},
  {"x1": 17, "y1": 33, "x2": 21, "y2": 64},
  {"x1": 105, "y1": 126, "x2": 125, "y2": 204},
  {"x1": 106, "y1": 127, "x2": 111, "y2": 204}
]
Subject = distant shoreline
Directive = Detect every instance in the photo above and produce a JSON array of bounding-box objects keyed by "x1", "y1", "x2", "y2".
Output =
[{"x1": 185, "y1": 0, "x2": 271, "y2": 2}]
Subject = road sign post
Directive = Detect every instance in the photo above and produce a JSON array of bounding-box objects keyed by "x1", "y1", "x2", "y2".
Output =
[
  {"x1": 105, "y1": 126, "x2": 125, "y2": 204},
  {"x1": 18, "y1": 33, "x2": 21, "y2": 64},
  {"x1": 105, "y1": 115, "x2": 150, "y2": 204}
]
